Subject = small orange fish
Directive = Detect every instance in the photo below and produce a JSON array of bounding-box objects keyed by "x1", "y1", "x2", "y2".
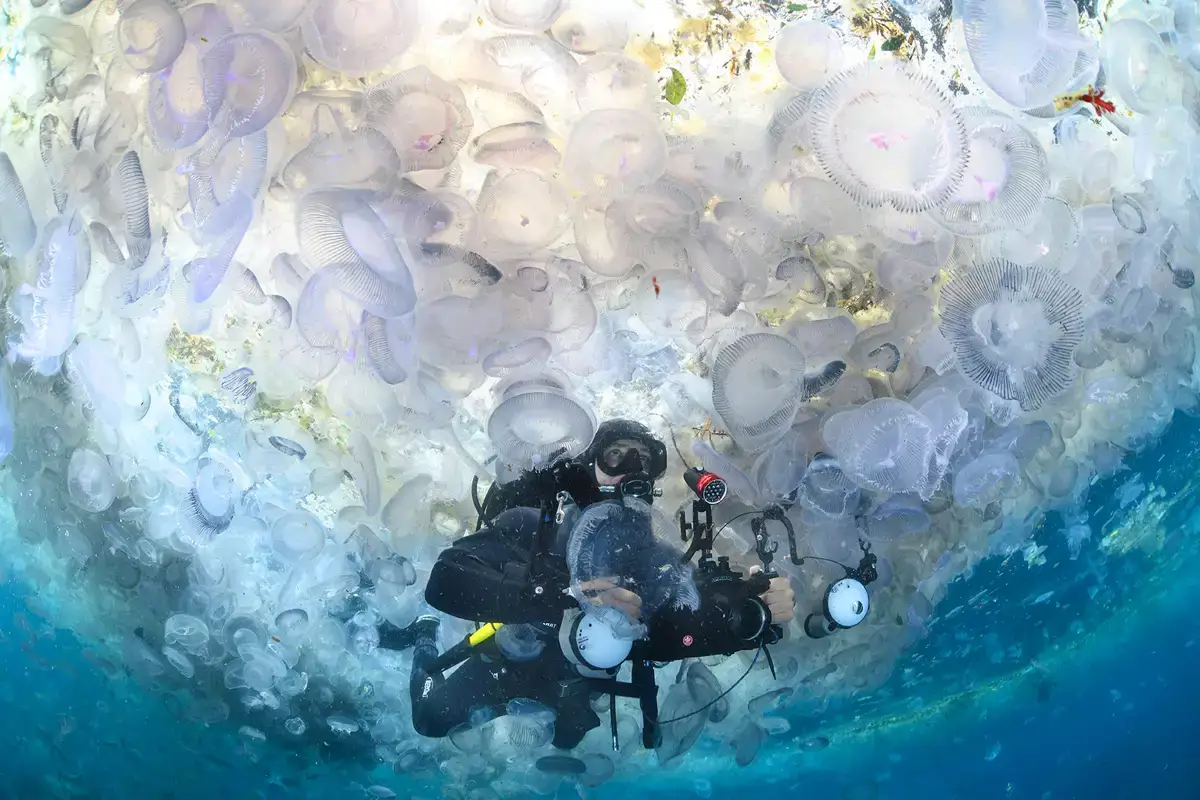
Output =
[{"x1": 651, "y1": 276, "x2": 661, "y2": 298}]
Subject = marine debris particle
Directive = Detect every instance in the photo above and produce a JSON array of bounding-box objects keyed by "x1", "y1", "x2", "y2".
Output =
[{"x1": 165, "y1": 325, "x2": 223, "y2": 375}]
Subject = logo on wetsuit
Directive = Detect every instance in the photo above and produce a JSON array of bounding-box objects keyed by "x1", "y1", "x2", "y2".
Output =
[{"x1": 682, "y1": 634, "x2": 694, "y2": 647}]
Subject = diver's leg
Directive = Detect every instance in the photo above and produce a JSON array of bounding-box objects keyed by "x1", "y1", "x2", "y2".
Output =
[{"x1": 410, "y1": 649, "x2": 512, "y2": 739}]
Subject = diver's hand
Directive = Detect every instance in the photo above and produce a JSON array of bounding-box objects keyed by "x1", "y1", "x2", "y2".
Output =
[
  {"x1": 577, "y1": 577, "x2": 643, "y2": 619},
  {"x1": 750, "y1": 567, "x2": 796, "y2": 625}
]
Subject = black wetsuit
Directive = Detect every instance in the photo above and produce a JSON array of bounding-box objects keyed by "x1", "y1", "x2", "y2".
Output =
[
  {"x1": 412, "y1": 507, "x2": 601, "y2": 749},
  {"x1": 408, "y1": 504, "x2": 771, "y2": 749}
]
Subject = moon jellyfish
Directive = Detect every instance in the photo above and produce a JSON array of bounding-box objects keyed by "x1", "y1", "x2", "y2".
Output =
[
  {"x1": 711, "y1": 333, "x2": 806, "y2": 452},
  {"x1": 469, "y1": 122, "x2": 561, "y2": 170},
  {"x1": 564, "y1": 109, "x2": 667, "y2": 198},
  {"x1": 0, "y1": 153, "x2": 36, "y2": 259},
  {"x1": 938, "y1": 259, "x2": 1084, "y2": 411},
  {"x1": 776, "y1": 255, "x2": 825, "y2": 303},
  {"x1": 162, "y1": 646, "x2": 195, "y2": 679},
  {"x1": 774, "y1": 20, "x2": 843, "y2": 89},
  {"x1": 67, "y1": 448, "x2": 118, "y2": 512},
  {"x1": 550, "y1": 6, "x2": 627, "y2": 54},
  {"x1": 364, "y1": 67, "x2": 473, "y2": 173},
  {"x1": 116, "y1": 150, "x2": 151, "y2": 267},
  {"x1": 302, "y1": 0, "x2": 418, "y2": 75},
  {"x1": 415, "y1": 294, "x2": 503, "y2": 366},
  {"x1": 501, "y1": 698, "x2": 556, "y2": 750},
  {"x1": 962, "y1": 0, "x2": 1095, "y2": 109},
  {"x1": 11, "y1": 216, "x2": 90, "y2": 371},
  {"x1": 934, "y1": 108, "x2": 1048, "y2": 236},
  {"x1": 808, "y1": 61, "x2": 967, "y2": 213},
  {"x1": 485, "y1": 0, "x2": 563, "y2": 31},
  {"x1": 865, "y1": 495, "x2": 930, "y2": 541},
  {"x1": 1103, "y1": 18, "x2": 1182, "y2": 115},
  {"x1": 476, "y1": 170, "x2": 570, "y2": 256},
  {"x1": 822, "y1": 399, "x2": 934, "y2": 495},
  {"x1": 797, "y1": 454, "x2": 861, "y2": 519},
  {"x1": 186, "y1": 130, "x2": 268, "y2": 240},
  {"x1": 146, "y1": 4, "x2": 232, "y2": 151},
  {"x1": 494, "y1": 624, "x2": 547, "y2": 662},
  {"x1": 296, "y1": 191, "x2": 418, "y2": 319},
  {"x1": 954, "y1": 452, "x2": 1022, "y2": 509},
  {"x1": 487, "y1": 385, "x2": 595, "y2": 468},
  {"x1": 271, "y1": 512, "x2": 327, "y2": 562},
  {"x1": 483, "y1": 337, "x2": 553, "y2": 377},
  {"x1": 227, "y1": 0, "x2": 316, "y2": 32},
  {"x1": 575, "y1": 54, "x2": 657, "y2": 111},
  {"x1": 118, "y1": 0, "x2": 186, "y2": 73},
  {"x1": 201, "y1": 31, "x2": 297, "y2": 138}
]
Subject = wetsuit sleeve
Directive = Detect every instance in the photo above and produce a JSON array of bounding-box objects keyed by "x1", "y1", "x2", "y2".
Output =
[{"x1": 423, "y1": 509, "x2": 568, "y2": 625}]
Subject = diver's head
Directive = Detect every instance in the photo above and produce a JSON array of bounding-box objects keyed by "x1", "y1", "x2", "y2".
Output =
[{"x1": 581, "y1": 419, "x2": 668, "y2": 502}]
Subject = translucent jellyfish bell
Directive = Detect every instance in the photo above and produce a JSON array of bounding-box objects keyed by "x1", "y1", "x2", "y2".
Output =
[
  {"x1": 227, "y1": 0, "x2": 316, "y2": 32},
  {"x1": 934, "y1": 108, "x2": 1048, "y2": 236},
  {"x1": 953, "y1": 452, "x2": 1022, "y2": 509},
  {"x1": 564, "y1": 110, "x2": 667, "y2": 198},
  {"x1": 962, "y1": 0, "x2": 1094, "y2": 109},
  {"x1": 296, "y1": 191, "x2": 418, "y2": 319},
  {"x1": 550, "y1": 5, "x2": 628, "y2": 54},
  {"x1": 575, "y1": 54, "x2": 657, "y2": 111},
  {"x1": 774, "y1": 21, "x2": 843, "y2": 89},
  {"x1": 1103, "y1": 18, "x2": 1182, "y2": 115},
  {"x1": 821, "y1": 398, "x2": 934, "y2": 495},
  {"x1": 271, "y1": 511, "x2": 327, "y2": 562},
  {"x1": 808, "y1": 61, "x2": 967, "y2": 213},
  {"x1": 67, "y1": 447, "x2": 118, "y2": 512},
  {"x1": 476, "y1": 170, "x2": 570, "y2": 257},
  {"x1": 994, "y1": 198, "x2": 1078, "y2": 269},
  {"x1": 118, "y1": 0, "x2": 186, "y2": 74},
  {"x1": 487, "y1": 393, "x2": 592, "y2": 471},
  {"x1": 797, "y1": 454, "x2": 860, "y2": 519},
  {"x1": 938, "y1": 259, "x2": 1084, "y2": 411},
  {"x1": 865, "y1": 495, "x2": 930, "y2": 542},
  {"x1": 201, "y1": 31, "x2": 297, "y2": 138},
  {"x1": 711, "y1": 333, "x2": 807, "y2": 452},
  {"x1": 484, "y1": 0, "x2": 564, "y2": 31},
  {"x1": 302, "y1": 0, "x2": 417, "y2": 75},
  {"x1": 146, "y1": 4, "x2": 231, "y2": 151},
  {"x1": 0, "y1": 153, "x2": 37, "y2": 259},
  {"x1": 363, "y1": 67, "x2": 473, "y2": 173}
]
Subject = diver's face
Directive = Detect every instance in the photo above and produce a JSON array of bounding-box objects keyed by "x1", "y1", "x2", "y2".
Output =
[{"x1": 595, "y1": 439, "x2": 653, "y2": 485}]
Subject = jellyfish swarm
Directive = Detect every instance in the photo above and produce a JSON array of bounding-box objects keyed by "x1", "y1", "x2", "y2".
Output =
[{"x1": 939, "y1": 259, "x2": 1085, "y2": 411}]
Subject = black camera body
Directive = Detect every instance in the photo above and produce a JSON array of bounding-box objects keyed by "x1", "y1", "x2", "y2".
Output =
[{"x1": 635, "y1": 555, "x2": 779, "y2": 662}]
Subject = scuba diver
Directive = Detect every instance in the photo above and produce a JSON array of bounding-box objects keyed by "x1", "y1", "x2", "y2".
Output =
[{"x1": 377, "y1": 419, "x2": 797, "y2": 749}]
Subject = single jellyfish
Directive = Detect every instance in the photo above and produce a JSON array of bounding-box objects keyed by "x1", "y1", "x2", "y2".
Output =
[
  {"x1": 363, "y1": 67, "x2": 473, "y2": 173},
  {"x1": 502, "y1": 698, "x2": 556, "y2": 750},
  {"x1": 711, "y1": 333, "x2": 807, "y2": 452},
  {"x1": 774, "y1": 20, "x2": 843, "y2": 89},
  {"x1": 938, "y1": 259, "x2": 1084, "y2": 411},
  {"x1": 807, "y1": 61, "x2": 967, "y2": 213},
  {"x1": 302, "y1": 0, "x2": 417, "y2": 76},
  {"x1": 797, "y1": 454, "x2": 861, "y2": 519},
  {"x1": 271, "y1": 511, "x2": 327, "y2": 562},
  {"x1": 821, "y1": 399, "x2": 934, "y2": 495},
  {"x1": 475, "y1": 169, "x2": 570, "y2": 256},
  {"x1": 118, "y1": 0, "x2": 186, "y2": 74},
  {"x1": 564, "y1": 109, "x2": 667, "y2": 198},
  {"x1": 67, "y1": 448, "x2": 117, "y2": 512},
  {"x1": 487, "y1": 388, "x2": 595, "y2": 469},
  {"x1": 0, "y1": 153, "x2": 37, "y2": 258},
  {"x1": 953, "y1": 452, "x2": 1022, "y2": 509}
]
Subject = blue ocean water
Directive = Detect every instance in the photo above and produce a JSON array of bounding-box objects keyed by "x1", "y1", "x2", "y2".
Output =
[{"x1": 3, "y1": 416, "x2": 1200, "y2": 800}]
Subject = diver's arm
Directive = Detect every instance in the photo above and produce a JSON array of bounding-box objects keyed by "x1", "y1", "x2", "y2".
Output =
[{"x1": 423, "y1": 514, "x2": 569, "y2": 625}]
